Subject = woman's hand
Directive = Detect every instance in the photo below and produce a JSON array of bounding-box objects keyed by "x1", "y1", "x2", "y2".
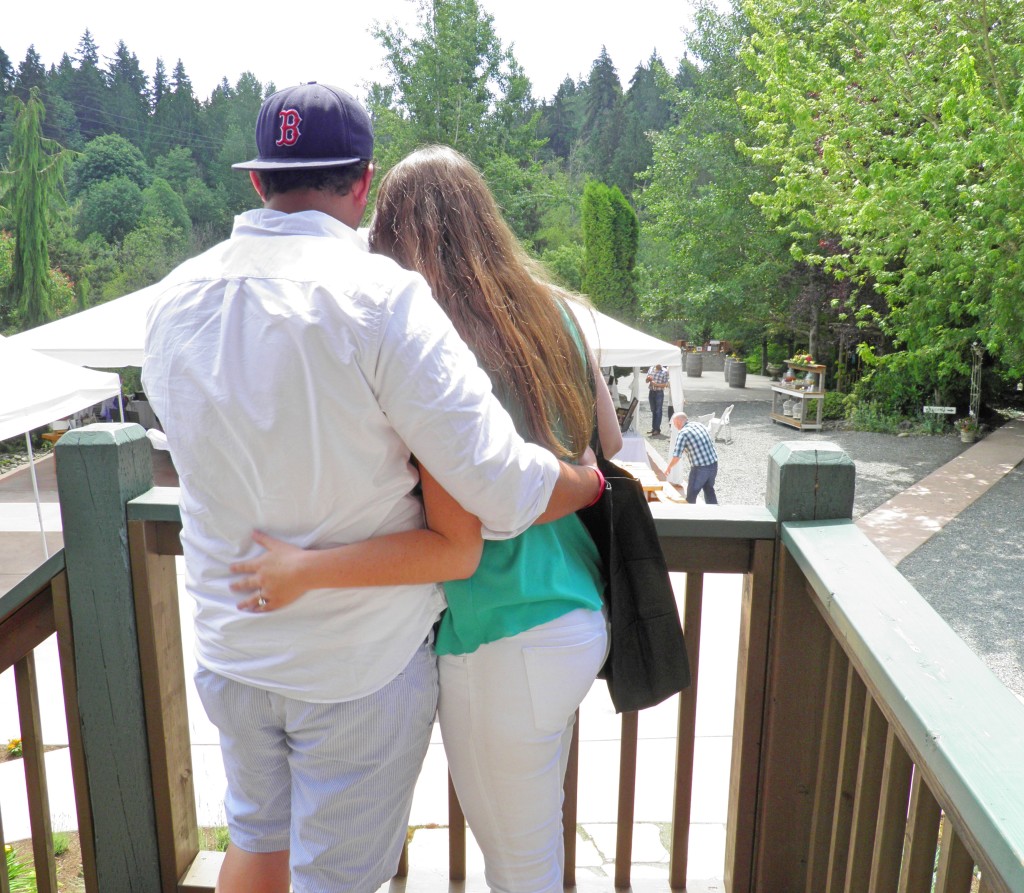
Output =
[{"x1": 230, "y1": 531, "x2": 311, "y2": 612}]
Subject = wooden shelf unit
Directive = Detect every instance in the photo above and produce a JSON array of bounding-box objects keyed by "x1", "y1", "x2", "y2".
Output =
[{"x1": 769, "y1": 362, "x2": 826, "y2": 430}]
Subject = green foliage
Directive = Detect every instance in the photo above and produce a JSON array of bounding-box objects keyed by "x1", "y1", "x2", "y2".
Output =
[
  {"x1": 0, "y1": 88, "x2": 75, "y2": 328},
  {"x1": 539, "y1": 243, "x2": 584, "y2": 292},
  {"x1": 371, "y1": 0, "x2": 540, "y2": 168},
  {"x1": 76, "y1": 176, "x2": 143, "y2": 243},
  {"x1": 102, "y1": 215, "x2": 189, "y2": 298},
  {"x1": 200, "y1": 825, "x2": 232, "y2": 852},
  {"x1": 5, "y1": 843, "x2": 35, "y2": 892},
  {"x1": 141, "y1": 177, "x2": 191, "y2": 236},
  {"x1": 741, "y1": 0, "x2": 1024, "y2": 374},
  {"x1": 69, "y1": 132, "x2": 150, "y2": 197},
  {"x1": 51, "y1": 830, "x2": 71, "y2": 857},
  {"x1": 152, "y1": 146, "x2": 199, "y2": 191},
  {"x1": 641, "y1": 2, "x2": 796, "y2": 346},
  {"x1": 844, "y1": 402, "x2": 908, "y2": 435},
  {"x1": 821, "y1": 390, "x2": 849, "y2": 421},
  {"x1": 852, "y1": 349, "x2": 964, "y2": 418},
  {"x1": 581, "y1": 180, "x2": 638, "y2": 317}
]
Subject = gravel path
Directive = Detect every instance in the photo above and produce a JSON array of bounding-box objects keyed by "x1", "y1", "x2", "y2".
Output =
[
  {"x1": 631, "y1": 389, "x2": 1024, "y2": 699},
  {"x1": 636, "y1": 398, "x2": 969, "y2": 519}
]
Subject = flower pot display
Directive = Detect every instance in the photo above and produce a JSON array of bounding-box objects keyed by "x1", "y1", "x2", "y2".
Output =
[{"x1": 766, "y1": 363, "x2": 783, "y2": 381}]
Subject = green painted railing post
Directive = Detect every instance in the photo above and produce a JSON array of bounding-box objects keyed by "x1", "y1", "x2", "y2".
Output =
[
  {"x1": 752, "y1": 441, "x2": 856, "y2": 891},
  {"x1": 766, "y1": 440, "x2": 856, "y2": 522},
  {"x1": 55, "y1": 423, "x2": 162, "y2": 892}
]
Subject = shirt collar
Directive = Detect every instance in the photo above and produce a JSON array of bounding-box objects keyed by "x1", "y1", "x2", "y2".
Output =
[{"x1": 232, "y1": 208, "x2": 369, "y2": 252}]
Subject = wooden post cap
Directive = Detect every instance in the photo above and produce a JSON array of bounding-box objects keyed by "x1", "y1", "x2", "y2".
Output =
[{"x1": 766, "y1": 441, "x2": 855, "y2": 521}]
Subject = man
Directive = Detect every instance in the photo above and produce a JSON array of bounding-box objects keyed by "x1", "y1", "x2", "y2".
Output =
[
  {"x1": 142, "y1": 82, "x2": 601, "y2": 893},
  {"x1": 664, "y1": 411, "x2": 719, "y2": 504},
  {"x1": 645, "y1": 363, "x2": 670, "y2": 436}
]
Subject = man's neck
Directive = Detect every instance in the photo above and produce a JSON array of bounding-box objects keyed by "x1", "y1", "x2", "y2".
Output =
[{"x1": 264, "y1": 190, "x2": 361, "y2": 228}]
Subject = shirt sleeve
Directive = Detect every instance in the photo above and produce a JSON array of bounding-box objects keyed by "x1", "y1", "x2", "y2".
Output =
[{"x1": 372, "y1": 275, "x2": 560, "y2": 540}]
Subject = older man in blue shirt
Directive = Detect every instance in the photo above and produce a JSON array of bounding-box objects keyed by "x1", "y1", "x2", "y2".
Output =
[{"x1": 664, "y1": 412, "x2": 719, "y2": 504}]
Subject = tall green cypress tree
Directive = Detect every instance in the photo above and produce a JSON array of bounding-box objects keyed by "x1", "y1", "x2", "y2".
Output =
[
  {"x1": 581, "y1": 179, "x2": 639, "y2": 320},
  {"x1": 0, "y1": 87, "x2": 74, "y2": 328}
]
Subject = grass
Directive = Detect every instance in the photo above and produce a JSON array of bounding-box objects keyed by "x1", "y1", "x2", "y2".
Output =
[{"x1": 199, "y1": 825, "x2": 231, "y2": 852}]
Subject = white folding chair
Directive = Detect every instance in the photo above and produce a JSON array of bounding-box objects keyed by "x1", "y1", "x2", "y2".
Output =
[
  {"x1": 708, "y1": 404, "x2": 734, "y2": 443},
  {"x1": 696, "y1": 411, "x2": 716, "y2": 428}
]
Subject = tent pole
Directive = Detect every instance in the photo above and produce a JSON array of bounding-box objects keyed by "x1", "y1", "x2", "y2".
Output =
[
  {"x1": 24, "y1": 433, "x2": 49, "y2": 559},
  {"x1": 118, "y1": 392, "x2": 125, "y2": 422}
]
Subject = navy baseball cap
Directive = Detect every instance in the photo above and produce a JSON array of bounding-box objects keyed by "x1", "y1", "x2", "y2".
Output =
[{"x1": 232, "y1": 82, "x2": 374, "y2": 171}]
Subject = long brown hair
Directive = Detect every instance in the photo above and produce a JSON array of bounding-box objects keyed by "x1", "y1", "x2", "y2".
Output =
[{"x1": 369, "y1": 145, "x2": 594, "y2": 460}]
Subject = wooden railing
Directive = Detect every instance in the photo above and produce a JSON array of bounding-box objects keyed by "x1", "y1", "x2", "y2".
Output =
[
  {"x1": 2, "y1": 424, "x2": 1023, "y2": 892},
  {"x1": 0, "y1": 552, "x2": 99, "y2": 893}
]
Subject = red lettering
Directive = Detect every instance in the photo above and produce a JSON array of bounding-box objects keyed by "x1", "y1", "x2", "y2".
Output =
[{"x1": 277, "y1": 109, "x2": 302, "y2": 147}]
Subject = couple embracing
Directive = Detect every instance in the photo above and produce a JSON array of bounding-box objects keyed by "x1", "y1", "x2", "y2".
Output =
[{"x1": 142, "y1": 82, "x2": 622, "y2": 893}]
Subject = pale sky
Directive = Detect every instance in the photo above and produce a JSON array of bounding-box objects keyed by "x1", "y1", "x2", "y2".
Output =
[{"x1": 4, "y1": 1, "x2": 728, "y2": 103}]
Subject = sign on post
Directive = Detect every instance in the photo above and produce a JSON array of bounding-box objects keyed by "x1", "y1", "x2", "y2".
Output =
[{"x1": 923, "y1": 406, "x2": 956, "y2": 414}]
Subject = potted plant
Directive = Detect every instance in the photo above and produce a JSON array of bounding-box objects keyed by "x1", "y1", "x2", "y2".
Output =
[{"x1": 955, "y1": 416, "x2": 979, "y2": 443}]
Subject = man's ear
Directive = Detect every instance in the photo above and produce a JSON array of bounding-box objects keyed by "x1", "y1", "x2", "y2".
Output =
[
  {"x1": 352, "y1": 163, "x2": 375, "y2": 207},
  {"x1": 250, "y1": 171, "x2": 267, "y2": 201}
]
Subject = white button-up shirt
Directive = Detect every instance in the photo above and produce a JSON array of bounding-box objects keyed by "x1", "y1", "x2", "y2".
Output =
[{"x1": 143, "y1": 209, "x2": 559, "y2": 701}]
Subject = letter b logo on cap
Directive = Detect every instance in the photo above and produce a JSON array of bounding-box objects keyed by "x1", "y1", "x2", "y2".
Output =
[{"x1": 276, "y1": 109, "x2": 302, "y2": 147}]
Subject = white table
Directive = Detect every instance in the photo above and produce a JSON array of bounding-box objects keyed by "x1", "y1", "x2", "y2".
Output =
[{"x1": 615, "y1": 432, "x2": 649, "y2": 463}]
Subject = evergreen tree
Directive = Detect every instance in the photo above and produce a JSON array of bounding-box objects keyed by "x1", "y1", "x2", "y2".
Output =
[
  {"x1": 66, "y1": 30, "x2": 111, "y2": 141},
  {"x1": 106, "y1": 41, "x2": 150, "y2": 146},
  {"x1": 13, "y1": 46, "x2": 46, "y2": 100},
  {"x1": 0, "y1": 48, "x2": 13, "y2": 97},
  {"x1": 151, "y1": 58, "x2": 168, "y2": 110},
  {"x1": 611, "y1": 54, "x2": 673, "y2": 197},
  {"x1": 578, "y1": 47, "x2": 624, "y2": 184},
  {"x1": 0, "y1": 88, "x2": 74, "y2": 328},
  {"x1": 149, "y1": 60, "x2": 200, "y2": 159},
  {"x1": 581, "y1": 179, "x2": 638, "y2": 318},
  {"x1": 538, "y1": 77, "x2": 582, "y2": 161},
  {"x1": 210, "y1": 73, "x2": 267, "y2": 218}
]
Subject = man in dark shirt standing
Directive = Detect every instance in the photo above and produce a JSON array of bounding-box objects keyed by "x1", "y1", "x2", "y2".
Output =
[{"x1": 645, "y1": 363, "x2": 670, "y2": 436}]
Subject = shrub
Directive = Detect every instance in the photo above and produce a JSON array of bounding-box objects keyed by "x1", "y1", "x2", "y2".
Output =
[
  {"x1": 852, "y1": 350, "x2": 963, "y2": 417},
  {"x1": 846, "y1": 402, "x2": 906, "y2": 434},
  {"x1": 821, "y1": 391, "x2": 849, "y2": 420}
]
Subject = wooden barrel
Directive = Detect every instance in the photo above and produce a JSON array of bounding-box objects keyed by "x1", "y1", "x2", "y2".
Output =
[
  {"x1": 728, "y1": 360, "x2": 748, "y2": 388},
  {"x1": 685, "y1": 352, "x2": 703, "y2": 378}
]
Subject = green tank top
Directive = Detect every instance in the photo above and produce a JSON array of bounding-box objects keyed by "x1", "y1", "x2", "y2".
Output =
[{"x1": 434, "y1": 308, "x2": 604, "y2": 655}]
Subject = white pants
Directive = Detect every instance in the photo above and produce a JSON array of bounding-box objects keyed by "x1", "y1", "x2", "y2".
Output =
[{"x1": 438, "y1": 608, "x2": 608, "y2": 893}]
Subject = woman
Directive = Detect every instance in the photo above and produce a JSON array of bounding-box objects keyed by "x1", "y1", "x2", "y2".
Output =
[{"x1": 231, "y1": 145, "x2": 622, "y2": 893}]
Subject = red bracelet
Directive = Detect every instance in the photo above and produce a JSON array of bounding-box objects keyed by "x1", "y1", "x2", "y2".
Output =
[{"x1": 584, "y1": 466, "x2": 606, "y2": 508}]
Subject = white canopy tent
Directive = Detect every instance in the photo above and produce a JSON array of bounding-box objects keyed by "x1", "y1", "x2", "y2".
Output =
[
  {"x1": 8, "y1": 281, "x2": 161, "y2": 367},
  {"x1": 567, "y1": 301, "x2": 684, "y2": 416},
  {"x1": 0, "y1": 334, "x2": 122, "y2": 556},
  {"x1": 10, "y1": 286, "x2": 685, "y2": 404}
]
